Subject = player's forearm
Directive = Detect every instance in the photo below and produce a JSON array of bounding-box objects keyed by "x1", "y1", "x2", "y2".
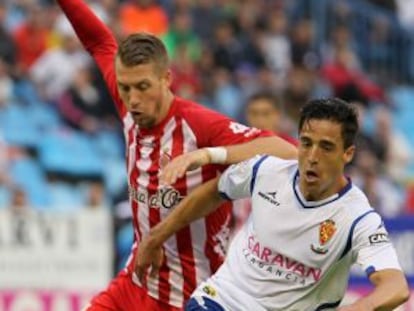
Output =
[
  {"x1": 147, "y1": 178, "x2": 223, "y2": 247},
  {"x1": 358, "y1": 270, "x2": 409, "y2": 310},
  {"x1": 224, "y1": 136, "x2": 297, "y2": 164},
  {"x1": 57, "y1": 0, "x2": 117, "y2": 54}
]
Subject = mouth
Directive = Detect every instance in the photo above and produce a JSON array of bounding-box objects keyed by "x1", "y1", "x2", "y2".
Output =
[{"x1": 304, "y1": 170, "x2": 319, "y2": 183}]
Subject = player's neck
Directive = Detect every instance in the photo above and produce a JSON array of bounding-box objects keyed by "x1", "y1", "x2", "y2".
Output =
[
  {"x1": 156, "y1": 90, "x2": 175, "y2": 125},
  {"x1": 299, "y1": 175, "x2": 348, "y2": 202}
]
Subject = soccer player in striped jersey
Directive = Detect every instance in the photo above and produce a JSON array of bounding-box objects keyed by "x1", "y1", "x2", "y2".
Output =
[
  {"x1": 139, "y1": 99, "x2": 409, "y2": 310},
  {"x1": 56, "y1": 1, "x2": 297, "y2": 310}
]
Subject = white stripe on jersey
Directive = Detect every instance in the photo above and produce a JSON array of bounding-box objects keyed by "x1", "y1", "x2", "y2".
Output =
[
  {"x1": 182, "y1": 120, "x2": 211, "y2": 284},
  {"x1": 159, "y1": 117, "x2": 185, "y2": 306},
  {"x1": 136, "y1": 135, "x2": 158, "y2": 298}
]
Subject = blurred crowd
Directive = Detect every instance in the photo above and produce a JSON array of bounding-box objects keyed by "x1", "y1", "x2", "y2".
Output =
[{"x1": 0, "y1": 0, "x2": 413, "y2": 231}]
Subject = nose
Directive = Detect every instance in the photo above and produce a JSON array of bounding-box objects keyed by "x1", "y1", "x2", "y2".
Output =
[
  {"x1": 128, "y1": 89, "x2": 141, "y2": 110},
  {"x1": 308, "y1": 146, "x2": 319, "y2": 165}
]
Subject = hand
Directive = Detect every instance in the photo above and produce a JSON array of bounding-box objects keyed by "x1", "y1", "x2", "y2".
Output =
[
  {"x1": 160, "y1": 149, "x2": 210, "y2": 185},
  {"x1": 134, "y1": 235, "x2": 164, "y2": 284}
]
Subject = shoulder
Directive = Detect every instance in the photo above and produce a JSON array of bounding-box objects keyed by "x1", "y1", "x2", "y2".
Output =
[
  {"x1": 175, "y1": 97, "x2": 224, "y2": 119},
  {"x1": 256, "y1": 156, "x2": 298, "y2": 176},
  {"x1": 341, "y1": 185, "x2": 373, "y2": 217}
]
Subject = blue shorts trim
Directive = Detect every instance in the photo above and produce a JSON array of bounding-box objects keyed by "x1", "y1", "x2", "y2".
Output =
[{"x1": 185, "y1": 296, "x2": 225, "y2": 311}]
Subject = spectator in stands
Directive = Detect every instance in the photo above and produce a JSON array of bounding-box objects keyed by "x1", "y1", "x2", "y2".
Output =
[
  {"x1": 290, "y1": 18, "x2": 321, "y2": 71},
  {"x1": 261, "y1": 9, "x2": 291, "y2": 77},
  {"x1": 0, "y1": 58, "x2": 14, "y2": 106},
  {"x1": 30, "y1": 15, "x2": 90, "y2": 101},
  {"x1": 57, "y1": 66, "x2": 111, "y2": 133},
  {"x1": 163, "y1": 10, "x2": 201, "y2": 62},
  {"x1": 118, "y1": 0, "x2": 169, "y2": 37},
  {"x1": 212, "y1": 20, "x2": 244, "y2": 72},
  {"x1": 349, "y1": 149, "x2": 404, "y2": 218},
  {"x1": 245, "y1": 92, "x2": 297, "y2": 146},
  {"x1": 212, "y1": 68, "x2": 242, "y2": 120},
  {"x1": 86, "y1": 181, "x2": 106, "y2": 208},
  {"x1": 170, "y1": 45, "x2": 201, "y2": 100},
  {"x1": 321, "y1": 46, "x2": 385, "y2": 103},
  {"x1": 13, "y1": 4, "x2": 49, "y2": 74},
  {"x1": 0, "y1": 4, "x2": 16, "y2": 67},
  {"x1": 191, "y1": 0, "x2": 220, "y2": 41},
  {"x1": 374, "y1": 107, "x2": 412, "y2": 182},
  {"x1": 10, "y1": 187, "x2": 29, "y2": 211}
]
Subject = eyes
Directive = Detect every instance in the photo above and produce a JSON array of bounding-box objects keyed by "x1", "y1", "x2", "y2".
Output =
[
  {"x1": 300, "y1": 138, "x2": 335, "y2": 152},
  {"x1": 118, "y1": 81, "x2": 151, "y2": 93}
]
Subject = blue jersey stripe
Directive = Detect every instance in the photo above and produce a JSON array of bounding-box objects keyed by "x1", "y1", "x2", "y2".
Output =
[
  {"x1": 218, "y1": 191, "x2": 232, "y2": 201},
  {"x1": 314, "y1": 300, "x2": 342, "y2": 310},
  {"x1": 339, "y1": 210, "x2": 376, "y2": 259},
  {"x1": 249, "y1": 155, "x2": 269, "y2": 195}
]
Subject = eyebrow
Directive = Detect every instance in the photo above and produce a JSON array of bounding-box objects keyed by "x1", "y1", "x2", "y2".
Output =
[{"x1": 117, "y1": 79, "x2": 151, "y2": 87}]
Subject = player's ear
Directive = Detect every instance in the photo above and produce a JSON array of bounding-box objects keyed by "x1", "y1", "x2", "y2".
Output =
[
  {"x1": 163, "y1": 69, "x2": 172, "y2": 88},
  {"x1": 343, "y1": 145, "x2": 355, "y2": 164}
]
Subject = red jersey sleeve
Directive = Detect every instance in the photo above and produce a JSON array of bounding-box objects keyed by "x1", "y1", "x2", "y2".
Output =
[
  {"x1": 181, "y1": 99, "x2": 273, "y2": 147},
  {"x1": 57, "y1": 0, "x2": 127, "y2": 118}
]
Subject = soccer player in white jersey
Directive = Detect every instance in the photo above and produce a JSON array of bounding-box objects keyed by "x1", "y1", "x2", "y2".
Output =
[{"x1": 137, "y1": 98, "x2": 409, "y2": 311}]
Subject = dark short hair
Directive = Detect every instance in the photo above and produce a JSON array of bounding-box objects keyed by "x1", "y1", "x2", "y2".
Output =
[
  {"x1": 298, "y1": 98, "x2": 359, "y2": 149},
  {"x1": 117, "y1": 33, "x2": 169, "y2": 74},
  {"x1": 247, "y1": 91, "x2": 281, "y2": 110}
]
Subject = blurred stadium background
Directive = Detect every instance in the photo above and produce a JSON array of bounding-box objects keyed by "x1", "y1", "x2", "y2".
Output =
[{"x1": 0, "y1": 0, "x2": 413, "y2": 310}]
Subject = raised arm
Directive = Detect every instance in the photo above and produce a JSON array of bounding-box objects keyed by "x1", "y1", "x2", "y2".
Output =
[
  {"x1": 57, "y1": 0, "x2": 126, "y2": 116},
  {"x1": 338, "y1": 269, "x2": 409, "y2": 311}
]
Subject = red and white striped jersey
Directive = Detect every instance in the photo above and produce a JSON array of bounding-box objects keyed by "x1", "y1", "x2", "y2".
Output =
[{"x1": 58, "y1": 0, "x2": 271, "y2": 307}]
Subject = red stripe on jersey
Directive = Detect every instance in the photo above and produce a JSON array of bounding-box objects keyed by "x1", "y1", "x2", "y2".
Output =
[{"x1": 170, "y1": 118, "x2": 197, "y2": 301}]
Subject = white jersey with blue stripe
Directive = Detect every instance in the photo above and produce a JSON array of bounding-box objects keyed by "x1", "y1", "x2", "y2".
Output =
[{"x1": 190, "y1": 155, "x2": 402, "y2": 311}]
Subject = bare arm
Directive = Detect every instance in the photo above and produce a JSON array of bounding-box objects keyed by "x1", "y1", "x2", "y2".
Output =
[
  {"x1": 161, "y1": 136, "x2": 297, "y2": 185},
  {"x1": 339, "y1": 269, "x2": 409, "y2": 311},
  {"x1": 135, "y1": 178, "x2": 223, "y2": 281},
  {"x1": 225, "y1": 136, "x2": 297, "y2": 163}
]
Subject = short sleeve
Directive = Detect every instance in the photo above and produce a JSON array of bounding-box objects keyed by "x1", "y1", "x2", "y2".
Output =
[
  {"x1": 218, "y1": 155, "x2": 265, "y2": 201},
  {"x1": 182, "y1": 103, "x2": 273, "y2": 148},
  {"x1": 352, "y1": 212, "x2": 402, "y2": 275}
]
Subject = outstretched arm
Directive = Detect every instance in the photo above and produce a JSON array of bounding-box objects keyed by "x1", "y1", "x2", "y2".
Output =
[
  {"x1": 135, "y1": 177, "x2": 222, "y2": 281},
  {"x1": 338, "y1": 269, "x2": 409, "y2": 311},
  {"x1": 160, "y1": 136, "x2": 297, "y2": 185},
  {"x1": 56, "y1": 0, "x2": 126, "y2": 116}
]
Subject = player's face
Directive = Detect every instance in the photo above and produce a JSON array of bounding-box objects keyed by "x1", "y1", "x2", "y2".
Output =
[
  {"x1": 246, "y1": 99, "x2": 280, "y2": 132},
  {"x1": 116, "y1": 58, "x2": 172, "y2": 128},
  {"x1": 298, "y1": 119, "x2": 355, "y2": 201}
]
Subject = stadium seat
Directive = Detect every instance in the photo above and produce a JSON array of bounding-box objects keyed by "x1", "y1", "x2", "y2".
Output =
[
  {"x1": 9, "y1": 158, "x2": 49, "y2": 208},
  {"x1": 38, "y1": 129, "x2": 104, "y2": 179},
  {"x1": 47, "y1": 182, "x2": 84, "y2": 211}
]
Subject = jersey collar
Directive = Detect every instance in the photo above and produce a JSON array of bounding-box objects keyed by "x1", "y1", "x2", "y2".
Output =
[{"x1": 292, "y1": 170, "x2": 352, "y2": 208}]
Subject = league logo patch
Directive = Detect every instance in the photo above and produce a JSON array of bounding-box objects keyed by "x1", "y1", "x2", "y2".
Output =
[
  {"x1": 369, "y1": 233, "x2": 389, "y2": 244},
  {"x1": 202, "y1": 285, "x2": 217, "y2": 297},
  {"x1": 311, "y1": 219, "x2": 336, "y2": 255}
]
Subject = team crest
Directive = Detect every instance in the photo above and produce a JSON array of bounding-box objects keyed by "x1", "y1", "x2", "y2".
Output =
[{"x1": 311, "y1": 219, "x2": 336, "y2": 255}]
